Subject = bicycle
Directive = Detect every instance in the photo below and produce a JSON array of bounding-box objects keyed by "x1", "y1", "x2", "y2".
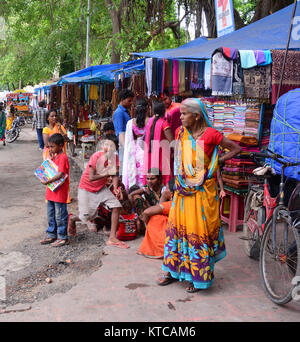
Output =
[{"x1": 243, "y1": 150, "x2": 300, "y2": 305}]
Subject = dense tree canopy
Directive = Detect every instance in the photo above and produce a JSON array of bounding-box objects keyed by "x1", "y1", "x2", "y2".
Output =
[{"x1": 0, "y1": 0, "x2": 294, "y2": 89}]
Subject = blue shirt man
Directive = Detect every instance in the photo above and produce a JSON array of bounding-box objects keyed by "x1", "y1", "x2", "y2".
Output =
[
  {"x1": 112, "y1": 89, "x2": 134, "y2": 175},
  {"x1": 113, "y1": 104, "x2": 131, "y2": 138}
]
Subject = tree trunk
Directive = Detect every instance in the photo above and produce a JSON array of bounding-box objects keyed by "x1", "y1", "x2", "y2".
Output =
[
  {"x1": 251, "y1": 0, "x2": 293, "y2": 23},
  {"x1": 105, "y1": 0, "x2": 122, "y2": 64},
  {"x1": 50, "y1": 0, "x2": 54, "y2": 31},
  {"x1": 79, "y1": 0, "x2": 85, "y2": 69}
]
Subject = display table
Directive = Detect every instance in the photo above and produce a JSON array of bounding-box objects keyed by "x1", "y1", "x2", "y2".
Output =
[{"x1": 220, "y1": 189, "x2": 245, "y2": 232}]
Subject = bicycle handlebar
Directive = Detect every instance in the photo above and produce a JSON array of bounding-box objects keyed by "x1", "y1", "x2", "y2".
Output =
[{"x1": 249, "y1": 151, "x2": 300, "y2": 167}]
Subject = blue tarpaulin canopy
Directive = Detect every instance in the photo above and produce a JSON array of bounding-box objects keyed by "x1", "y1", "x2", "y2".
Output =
[
  {"x1": 34, "y1": 59, "x2": 145, "y2": 92},
  {"x1": 132, "y1": 37, "x2": 208, "y2": 59},
  {"x1": 59, "y1": 59, "x2": 145, "y2": 84},
  {"x1": 133, "y1": 4, "x2": 300, "y2": 60},
  {"x1": 58, "y1": 64, "x2": 119, "y2": 84}
]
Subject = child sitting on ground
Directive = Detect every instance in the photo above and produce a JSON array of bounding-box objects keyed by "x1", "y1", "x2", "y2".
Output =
[
  {"x1": 95, "y1": 176, "x2": 128, "y2": 236},
  {"x1": 117, "y1": 199, "x2": 140, "y2": 241},
  {"x1": 68, "y1": 135, "x2": 130, "y2": 249},
  {"x1": 40, "y1": 133, "x2": 70, "y2": 247}
]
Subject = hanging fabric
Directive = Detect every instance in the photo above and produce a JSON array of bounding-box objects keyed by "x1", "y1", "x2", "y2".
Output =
[
  {"x1": 204, "y1": 60, "x2": 211, "y2": 90},
  {"x1": 243, "y1": 65, "x2": 271, "y2": 99},
  {"x1": 211, "y1": 50, "x2": 233, "y2": 96},
  {"x1": 168, "y1": 59, "x2": 174, "y2": 95},
  {"x1": 178, "y1": 60, "x2": 185, "y2": 94},
  {"x1": 145, "y1": 58, "x2": 153, "y2": 97},
  {"x1": 89, "y1": 85, "x2": 98, "y2": 100},
  {"x1": 172, "y1": 59, "x2": 179, "y2": 95},
  {"x1": 232, "y1": 53, "x2": 244, "y2": 96},
  {"x1": 163, "y1": 59, "x2": 169, "y2": 93}
]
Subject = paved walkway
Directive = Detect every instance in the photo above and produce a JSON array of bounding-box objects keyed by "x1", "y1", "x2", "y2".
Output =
[{"x1": 1, "y1": 228, "x2": 300, "y2": 322}]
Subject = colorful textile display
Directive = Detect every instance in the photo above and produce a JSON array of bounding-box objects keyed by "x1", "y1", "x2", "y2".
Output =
[
  {"x1": 271, "y1": 50, "x2": 300, "y2": 104},
  {"x1": 243, "y1": 65, "x2": 271, "y2": 99},
  {"x1": 202, "y1": 98, "x2": 262, "y2": 140}
]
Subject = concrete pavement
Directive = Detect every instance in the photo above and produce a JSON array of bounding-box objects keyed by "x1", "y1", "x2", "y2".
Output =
[
  {"x1": 0, "y1": 127, "x2": 299, "y2": 322},
  {"x1": 0, "y1": 227, "x2": 300, "y2": 322}
]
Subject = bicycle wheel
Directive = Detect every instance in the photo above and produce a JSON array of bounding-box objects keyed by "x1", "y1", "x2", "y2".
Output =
[
  {"x1": 259, "y1": 216, "x2": 299, "y2": 305},
  {"x1": 243, "y1": 188, "x2": 261, "y2": 259},
  {"x1": 6, "y1": 129, "x2": 18, "y2": 143}
]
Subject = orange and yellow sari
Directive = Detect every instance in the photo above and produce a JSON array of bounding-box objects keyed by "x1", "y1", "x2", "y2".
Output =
[
  {"x1": 162, "y1": 126, "x2": 226, "y2": 289},
  {"x1": 42, "y1": 124, "x2": 67, "y2": 161}
]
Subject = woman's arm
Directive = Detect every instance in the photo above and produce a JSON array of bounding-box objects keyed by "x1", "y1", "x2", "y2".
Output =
[
  {"x1": 159, "y1": 189, "x2": 172, "y2": 203},
  {"x1": 43, "y1": 133, "x2": 49, "y2": 148},
  {"x1": 139, "y1": 204, "x2": 163, "y2": 225},
  {"x1": 216, "y1": 168, "x2": 226, "y2": 199},
  {"x1": 219, "y1": 137, "x2": 242, "y2": 164},
  {"x1": 128, "y1": 188, "x2": 144, "y2": 202},
  {"x1": 164, "y1": 127, "x2": 174, "y2": 143}
]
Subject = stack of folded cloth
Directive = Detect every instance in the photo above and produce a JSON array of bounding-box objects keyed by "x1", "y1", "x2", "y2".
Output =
[
  {"x1": 213, "y1": 101, "x2": 225, "y2": 132},
  {"x1": 244, "y1": 104, "x2": 261, "y2": 137},
  {"x1": 222, "y1": 133, "x2": 259, "y2": 192},
  {"x1": 233, "y1": 104, "x2": 246, "y2": 135},
  {"x1": 223, "y1": 103, "x2": 235, "y2": 136}
]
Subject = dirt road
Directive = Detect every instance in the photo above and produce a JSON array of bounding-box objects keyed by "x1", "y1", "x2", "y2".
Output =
[{"x1": 0, "y1": 126, "x2": 105, "y2": 308}]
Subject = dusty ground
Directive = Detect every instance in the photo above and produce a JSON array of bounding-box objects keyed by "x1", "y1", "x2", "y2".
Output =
[{"x1": 0, "y1": 126, "x2": 106, "y2": 308}]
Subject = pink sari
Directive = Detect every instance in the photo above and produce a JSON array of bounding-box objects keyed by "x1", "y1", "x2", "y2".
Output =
[{"x1": 143, "y1": 117, "x2": 171, "y2": 186}]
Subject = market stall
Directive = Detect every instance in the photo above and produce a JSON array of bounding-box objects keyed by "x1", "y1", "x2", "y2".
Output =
[
  {"x1": 131, "y1": 3, "x2": 300, "y2": 232},
  {"x1": 37, "y1": 59, "x2": 145, "y2": 166}
]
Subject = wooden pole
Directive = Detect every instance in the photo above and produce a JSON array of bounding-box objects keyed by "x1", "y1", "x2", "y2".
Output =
[{"x1": 277, "y1": 0, "x2": 298, "y2": 102}]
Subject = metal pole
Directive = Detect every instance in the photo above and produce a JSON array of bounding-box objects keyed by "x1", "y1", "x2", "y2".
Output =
[
  {"x1": 86, "y1": 0, "x2": 91, "y2": 68},
  {"x1": 277, "y1": 0, "x2": 298, "y2": 102}
]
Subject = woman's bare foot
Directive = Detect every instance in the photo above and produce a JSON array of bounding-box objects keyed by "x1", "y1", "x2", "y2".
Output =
[
  {"x1": 103, "y1": 227, "x2": 111, "y2": 237},
  {"x1": 106, "y1": 238, "x2": 129, "y2": 249}
]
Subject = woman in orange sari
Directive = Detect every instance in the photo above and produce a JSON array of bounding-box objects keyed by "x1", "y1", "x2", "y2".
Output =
[
  {"x1": 138, "y1": 179, "x2": 175, "y2": 259},
  {"x1": 158, "y1": 98, "x2": 241, "y2": 293}
]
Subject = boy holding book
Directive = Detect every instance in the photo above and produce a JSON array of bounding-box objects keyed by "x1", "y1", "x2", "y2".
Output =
[{"x1": 39, "y1": 133, "x2": 70, "y2": 247}]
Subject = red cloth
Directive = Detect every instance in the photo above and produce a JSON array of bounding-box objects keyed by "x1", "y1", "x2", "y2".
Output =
[
  {"x1": 45, "y1": 153, "x2": 69, "y2": 203},
  {"x1": 143, "y1": 117, "x2": 171, "y2": 186},
  {"x1": 117, "y1": 213, "x2": 138, "y2": 241},
  {"x1": 165, "y1": 102, "x2": 181, "y2": 137},
  {"x1": 79, "y1": 151, "x2": 119, "y2": 193},
  {"x1": 200, "y1": 127, "x2": 224, "y2": 158},
  {"x1": 175, "y1": 126, "x2": 223, "y2": 158}
]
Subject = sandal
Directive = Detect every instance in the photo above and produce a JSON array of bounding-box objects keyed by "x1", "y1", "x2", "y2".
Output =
[
  {"x1": 157, "y1": 274, "x2": 177, "y2": 286},
  {"x1": 186, "y1": 284, "x2": 200, "y2": 293},
  {"x1": 40, "y1": 238, "x2": 57, "y2": 245},
  {"x1": 50, "y1": 239, "x2": 69, "y2": 247}
]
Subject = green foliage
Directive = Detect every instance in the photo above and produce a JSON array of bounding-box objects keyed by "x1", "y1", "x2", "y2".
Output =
[
  {"x1": 233, "y1": 0, "x2": 257, "y2": 24},
  {"x1": 1, "y1": 0, "x2": 282, "y2": 89}
]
